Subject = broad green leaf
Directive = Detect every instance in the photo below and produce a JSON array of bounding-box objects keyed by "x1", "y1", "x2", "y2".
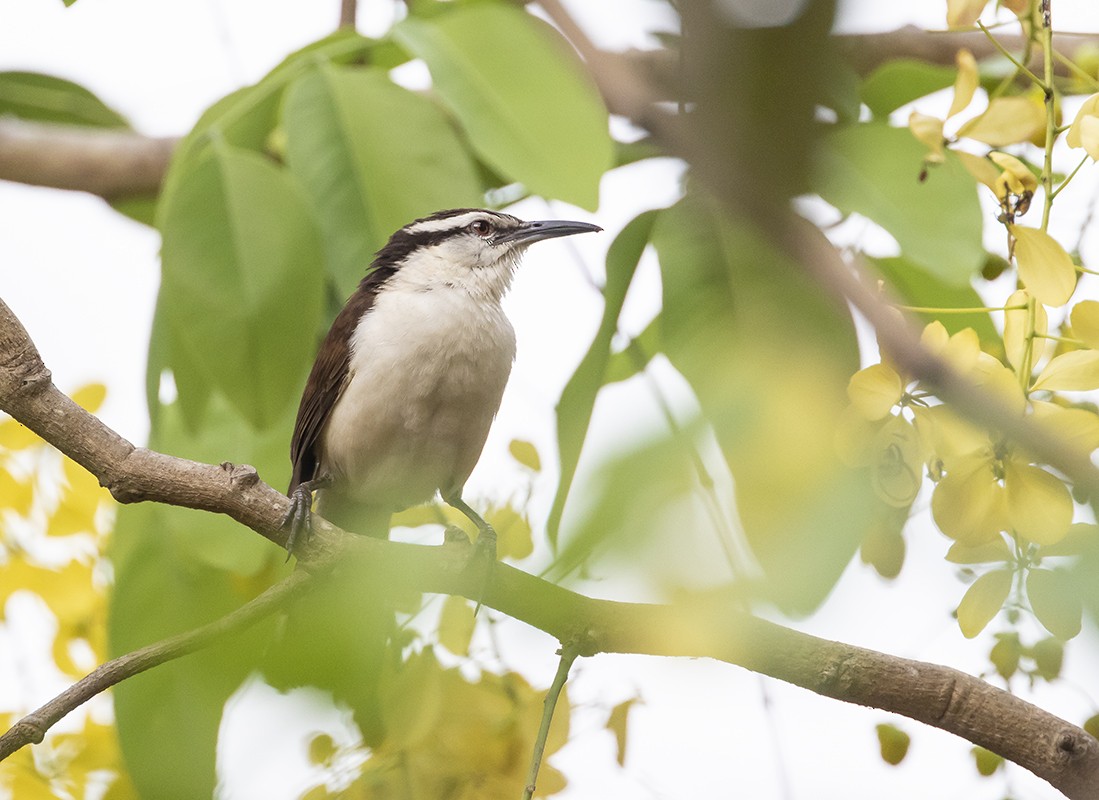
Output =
[
  {"x1": 603, "y1": 317, "x2": 661, "y2": 385},
  {"x1": 871, "y1": 256, "x2": 1001, "y2": 354},
  {"x1": 1027, "y1": 568, "x2": 1082, "y2": 640},
  {"x1": 546, "y1": 210, "x2": 658, "y2": 549},
  {"x1": 816, "y1": 124, "x2": 984, "y2": 285},
  {"x1": 1010, "y1": 225, "x2": 1077, "y2": 305},
  {"x1": 1070, "y1": 300, "x2": 1099, "y2": 348},
  {"x1": 0, "y1": 71, "x2": 127, "y2": 127},
  {"x1": 957, "y1": 569, "x2": 1013, "y2": 638},
  {"x1": 1032, "y1": 350, "x2": 1099, "y2": 392},
  {"x1": 282, "y1": 64, "x2": 482, "y2": 295},
  {"x1": 159, "y1": 142, "x2": 325, "y2": 429},
  {"x1": 1003, "y1": 461, "x2": 1072, "y2": 546},
  {"x1": 957, "y1": 96, "x2": 1046, "y2": 146},
  {"x1": 859, "y1": 60, "x2": 955, "y2": 118},
  {"x1": 653, "y1": 195, "x2": 866, "y2": 613},
  {"x1": 394, "y1": 4, "x2": 612, "y2": 209}
]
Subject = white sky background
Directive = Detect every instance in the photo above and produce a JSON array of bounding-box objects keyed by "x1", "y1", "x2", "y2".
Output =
[{"x1": 4, "y1": 1, "x2": 1099, "y2": 799}]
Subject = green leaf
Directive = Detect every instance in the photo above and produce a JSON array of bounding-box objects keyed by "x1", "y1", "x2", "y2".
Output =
[
  {"x1": 394, "y1": 3, "x2": 612, "y2": 209},
  {"x1": 159, "y1": 142, "x2": 325, "y2": 429},
  {"x1": 507, "y1": 439, "x2": 541, "y2": 472},
  {"x1": 547, "y1": 210, "x2": 658, "y2": 549},
  {"x1": 859, "y1": 59, "x2": 956, "y2": 118},
  {"x1": 973, "y1": 746, "x2": 1004, "y2": 777},
  {"x1": 0, "y1": 71, "x2": 128, "y2": 127},
  {"x1": 870, "y1": 256, "x2": 1002, "y2": 356},
  {"x1": 816, "y1": 123, "x2": 984, "y2": 286},
  {"x1": 282, "y1": 64, "x2": 483, "y2": 295},
  {"x1": 653, "y1": 194, "x2": 868, "y2": 613},
  {"x1": 1027, "y1": 568, "x2": 1083, "y2": 640},
  {"x1": 603, "y1": 317, "x2": 661, "y2": 385},
  {"x1": 957, "y1": 569, "x2": 1012, "y2": 638}
]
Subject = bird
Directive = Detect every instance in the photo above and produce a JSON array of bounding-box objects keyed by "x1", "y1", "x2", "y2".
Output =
[{"x1": 284, "y1": 207, "x2": 602, "y2": 555}]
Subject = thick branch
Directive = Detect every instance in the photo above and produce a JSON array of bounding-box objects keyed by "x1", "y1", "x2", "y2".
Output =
[
  {"x1": 3, "y1": 282, "x2": 1099, "y2": 796},
  {"x1": 0, "y1": 118, "x2": 175, "y2": 200}
]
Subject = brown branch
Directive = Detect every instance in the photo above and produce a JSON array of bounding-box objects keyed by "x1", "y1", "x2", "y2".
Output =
[
  {"x1": 3, "y1": 272, "x2": 1099, "y2": 796},
  {"x1": 0, "y1": 118, "x2": 175, "y2": 200},
  {"x1": 0, "y1": 569, "x2": 315, "y2": 761},
  {"x1": 338, "y1": 0, "x2": 356, "y2": 28}
]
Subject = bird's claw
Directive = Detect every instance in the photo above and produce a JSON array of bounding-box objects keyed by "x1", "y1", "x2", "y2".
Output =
[
  {"x1": 470, "y1": 524, "x2": 497, "y2": 615},
  {"x1": 282, "y1": 485, "x2": 315, "y2": 560}
]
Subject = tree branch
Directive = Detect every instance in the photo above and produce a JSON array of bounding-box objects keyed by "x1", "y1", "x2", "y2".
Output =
[
  {"x1": 3, "y1": 277, "x2": 1099, "y2": 796},
  {"x1": 0, "y1": 118, "x2": 175, "y2": 200},
  {"x1": 0, "y1": 569, "x2": 315, "y2": 761}
]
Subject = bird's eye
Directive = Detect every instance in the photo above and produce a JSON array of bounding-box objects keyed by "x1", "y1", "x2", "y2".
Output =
[{"x1": 469, "y1": 219, "x2": 493, "y2": 237}]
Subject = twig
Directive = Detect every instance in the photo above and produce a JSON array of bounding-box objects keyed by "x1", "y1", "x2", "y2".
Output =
[
  {"x1": 521, "y1": 643, "x2": 578, "y2": 800},
  {"x1": 338, "y1": 0, "x2": 356, "y2": 28},
  {"x1": 0, "y1": 569, "x2": 315, "y2": 761}
]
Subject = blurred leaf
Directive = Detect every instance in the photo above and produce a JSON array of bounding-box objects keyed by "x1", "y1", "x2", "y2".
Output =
[
  {"x1": 1027, "y1": 568, "x2": 1082, "y2": 640},
  {"x1": 438, "y1": 596, "x2": 476, "y2": 656},
  {"x1": 72, "y1": 382, "x2": 107, "y2": 413},
  {"x1": 488, "y1": 505, "x2": 533, "y2": 561},
  {"x1": 1030, "y1": 636, "x2": 1064, "y2": 680},
  {"x1": 1009, "y1": 225, "x2": 1077, "y2": 306},
  {"x1": 307, "y1": 734, "x2": 338, "y2": 767},
  {"x1": 547, "y1": 210, "x2": 658, "y2": 549},
  {"x1": 607, "y1": 698, "x2": 637, "y2": 767},
  {"x1": 859, "y1": 60, "x2": 955, "y2": 118},
  {"x1": 0, "y1": 417, "x2": 38, "y2": 450},
  {"x1": 817, "y1": 124, "x2": 984, "y2": 286},
  {"x1": 654, "y1": 194, "x2": 870, "y2": 613},
  {"x1": 859, "y1": 512, "x2": 906, "y2": 579},
  {"x1": 395, "y1": 3, "x2": 612, "y2": 209},
  {"x1": 957, "y1": 569, "x2": 1012, "y2": 638},
  {"x1": 972, "y1": 746, "x2": 1004, "y2": 777},
  {"x1": 948, "y1": 49, "x2": 979, "y2": 118},
  {"x1": 870, "y1": 256, "x2": 1001, "y2": 354},
  {"x1": 875, "y1": 722, "x2": 910, "y2": 766},
  {"x1": 1084, "y1": 713, "x2": 1099, "y2": 740},
  {"x1": 0, "y1": 71, "x2": 127, "y2": 126},
  {"x1": 508, "y1": 439, "x2": 541, "y2": 472},
  {"x1": 282, "y1": 64, "x2": 483, "y2": 296},
  {"x1": 990, "y1": 632, "x2": 1020, "y2": 680},
  {"x1": 0, "y1": 467, "x2": 33, "y2": 517},
  {"x1": 604, "y1": 317, "x2": 661, "y2": 385},
  {"x1": 1070, "y1": 300, "x2": 1099, "y2": 348},
  {"x1": 159, "y1": 142, "x2": 325, "y2": 430}
]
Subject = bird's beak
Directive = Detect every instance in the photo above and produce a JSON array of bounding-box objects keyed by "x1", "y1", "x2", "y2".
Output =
[{"x1": 498, "y1": 218, "x2": 603, "y2": 246}]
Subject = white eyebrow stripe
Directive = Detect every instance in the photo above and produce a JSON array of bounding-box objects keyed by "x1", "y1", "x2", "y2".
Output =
[{"x1": 405, "y1": 212, "x2": 491, "y2": 234}]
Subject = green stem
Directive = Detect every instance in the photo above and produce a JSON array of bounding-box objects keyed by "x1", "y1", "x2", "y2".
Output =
[
  {"x1": 897, "y1": 304, "x2": 1026, "y2": 314},
  {"x1": 1019, "y1": 294, "x2": 1038, "y2": 394},
  {"x1": 977, "y1": 22, "x2": 1045, "y2": 87},
  {"x1": 1034, "y1": 333, "x2": 1085, "y2": 346},
  {"x1": 522, "y1": 644, "x2": 578, "y2": 800},
  {"x1": 1049, "y1": 154, "x2": 1089, "y2": 200},
  {"x1": 1039, "y1": 2, "x2": 1056, "y2": 232}
]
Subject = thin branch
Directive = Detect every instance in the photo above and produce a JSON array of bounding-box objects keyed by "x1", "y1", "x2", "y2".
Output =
[
  {"x1": 0, "y1": 569, "x2": 315, "y2": 761},
  {"x1": 338, "y1": 0, "x2": 356, "y2": 28},
  {"x1": 522, "y1": 643, "x2": 578, "y2": 800},
  {"x1": 0, "y1": 118, "x2": 175, "y2": 200}
]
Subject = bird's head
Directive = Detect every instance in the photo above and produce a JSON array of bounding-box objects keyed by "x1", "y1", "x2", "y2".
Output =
[{"x1": 370, "y1": 208, "x2": 602, "y2": 301}]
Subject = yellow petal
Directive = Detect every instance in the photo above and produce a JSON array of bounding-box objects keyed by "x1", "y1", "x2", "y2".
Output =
[
  {"x1": 988, "y1": 152, "x2": 1039, "y2": 196},
  {"x1": 945, "y1": 536, "x2": 1012, "y2": 564},
  {"x1": 437, "y1": 596, "x2": 476, "y2": 656},
  {"x1": 1066, "y1": 93, "x2": 1099, "y2": 148},
  {"x1": 847, "y1": 363, "x2": 903, "y2": 421},
  {"x1": 914, "y1": 405, "x2": 989, "y2": 463},
  {"x1": 972, "y1": 352, "x2": 1027, "y2": 417},
  {"x1": 1003, "y1": 289, "x2": 1047, "y2": 371},
  {"x1": 931, "y1": 459, "x2": 1006, "y2": 545},
  {"x1": 871, "y1": 416, "x2": 924, "y2": 508},
  {"x1": 955, "y1": 151, "x2": 1001, "y2": 192},
  {"x1": 958, "y1": 97, "x2": 1046, "y2": 147},
  {"x1": 1004, "y1": 460, "x2": 1073, "y2": 545},
  {"x1": 1030, "y1": 400, "x2": 1099, "y2": 455},
  {"x1": 1032, "y1": 349, "x2": 1099, "y2": 392},
  {"x1": 957, "y1": 569, "x2": 1013, "y2": 638},
  {"x1": 1009, "y1": 225, "x2": 1077, "y2": 306},
  {"x1": 909, "y1": 112, "x2": 945, "y2": 161},
  {"x1": 947, "y1": 0, "x2": 988, "y2": 27},
  {"x1": 1080, "y1": 116, "x2": 1099, "y2": 161},
  {"x1": 948, "y1": 49, "x2": 979, "y2": 118},
  {"x1": 1070, "y1": 300, "x2": 1099, "y2": 348}
]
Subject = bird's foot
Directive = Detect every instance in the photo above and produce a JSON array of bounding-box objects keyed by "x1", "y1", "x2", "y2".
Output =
[
  {"x1": 282, "y1": 484, "x2": 315, "y2": 560},
  {"x1": 470, "y1": 524, "x2": 497, "y2": 615}
]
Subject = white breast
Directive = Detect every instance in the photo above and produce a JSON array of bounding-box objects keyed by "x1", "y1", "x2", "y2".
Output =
[{"x1": 320, "y1": 280, "x2": 517, "y2": 511}]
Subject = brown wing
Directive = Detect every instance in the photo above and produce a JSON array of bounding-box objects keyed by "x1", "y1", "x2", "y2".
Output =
[{"x1": 288, "y1": 283, "x2": 382, "y2": 494}]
